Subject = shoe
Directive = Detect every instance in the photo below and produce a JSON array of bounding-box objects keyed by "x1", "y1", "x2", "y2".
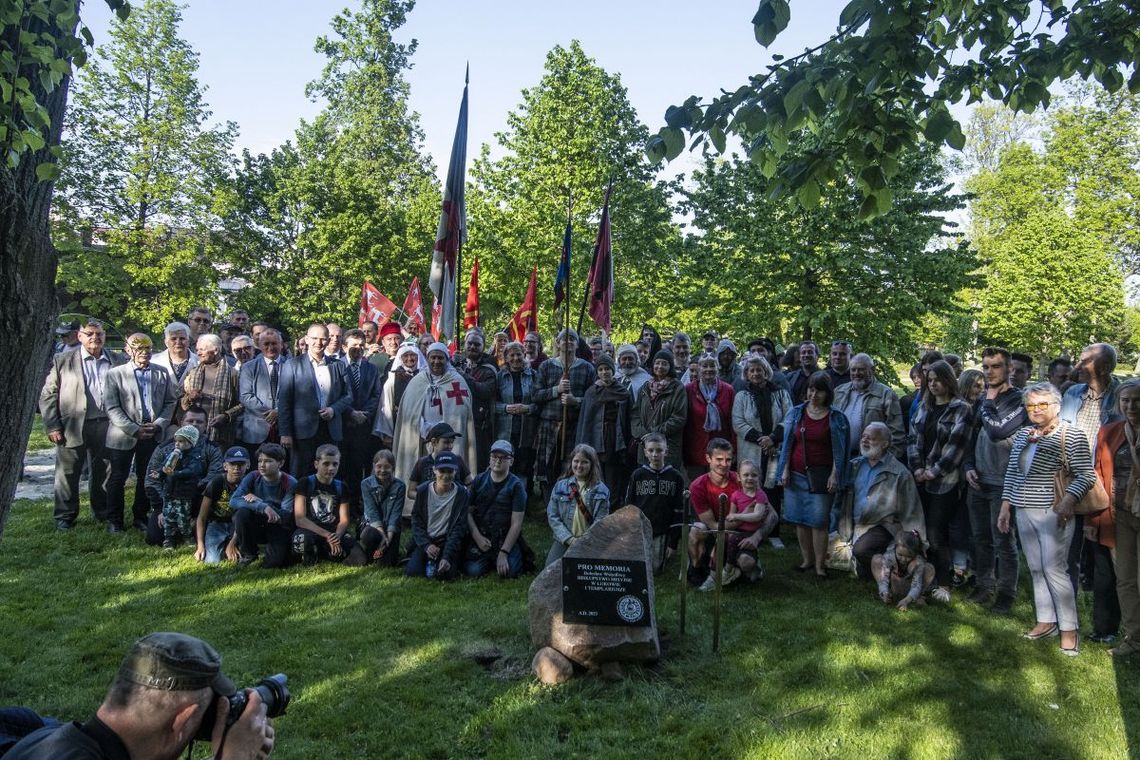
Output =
[
  {"x1": 697, "y1": 574, "x2": 716, "y2": 592},
  {"x1": 1023, "y1": 623, "x2": 1059, "y2": 640},
  {"x1": 687, "y1": 566, "x2": 708, "y2": 587},
  {"x1": 237, "y1": 555, "x2": 256, "y2": 568},
  {"x1": 952, "y1": 570, "x2": 968, "y2": 588},
  {"x1": 133, "y1": 519, "x2": 149, "y2": 532},
  {"x1": 722, "y1": 565, "x2": 742, "y2": 587},
  {"x1": 107, "y1": 524, "x2": 123, "y2": 534},
  {"x1": 930, "y1": 587, "x2": 951, "y2": 604},
  {"x1": 967, "y1": 587, "x2": 994, "y2": 605},
  {"x1": 1060, "y1": 633, "x2": 1080, "y2": 657},
  {"x1": 748, "y1": 564, "x2": 765, "y2": 582},
  {"x1": 1109, "y1": 639, "x2": 1140, "y2": 657},
  {"x1": 1087, "y1": 632, "x2": 1117, "y2": 644},
  {"x1": 991, "y1": 594, "x2": 1015, "y2": 615},
  {"x1": 55, "y1": 520, "x2": 74, "y2": 531},
  {"x1": 769, "y1": 537, "x2": 785, "y2": 550},
  {"x1": 162, "y1": 539, "x2": 175, "y2": 550}
]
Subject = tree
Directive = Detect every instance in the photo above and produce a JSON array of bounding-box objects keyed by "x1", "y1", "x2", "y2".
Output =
[
  {"x1": 0, "y1": 0, "x2": 127, "y2": 541},
  {"x1": 681, "y1": 134, "x2": 978, "y2": 377},
  {"x1": 52, "y1": 0, "x2": 237, "y2": 332},
  {"x1": 466, "y1": 41, "x2": 682, "y2": 340},
  {"x1": 223, "y1": 0, "x2": 438, "y2": 337},
  {"x1": 649, "y1": 1, "x2": 1139, "y2": 218},
  {"x1": 969, "y1": 142, "x2": 1125, "y2": 356}
]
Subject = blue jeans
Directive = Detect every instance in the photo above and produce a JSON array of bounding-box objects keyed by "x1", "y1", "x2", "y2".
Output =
[
  {"x1": 464, "y1": 544, "x2": 523, "y2": 578},
  {"x1": 202, "y1": 521, "x2": 234, "y2": 563}
]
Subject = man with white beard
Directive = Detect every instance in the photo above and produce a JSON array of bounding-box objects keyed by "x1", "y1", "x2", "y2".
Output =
[
  {"x1": 615, "y1": 344, "x2": 651, "y2": 396},
  {"x1": 832, "y1": 353, "x2": 906, "y2": 459},
  {"x1": 835, "y1": 422, "x2": 925, "y2": 580}
]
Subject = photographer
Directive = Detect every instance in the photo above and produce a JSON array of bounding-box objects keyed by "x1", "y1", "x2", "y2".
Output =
[{"x1": 7, "y1": 632, "x2": 275, "y2": 759}]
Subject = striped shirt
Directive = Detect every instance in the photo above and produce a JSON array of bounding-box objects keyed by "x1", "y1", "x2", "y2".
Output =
[{"x1": 1002, "y1": 421, "x2": 1096, "y2": 509}]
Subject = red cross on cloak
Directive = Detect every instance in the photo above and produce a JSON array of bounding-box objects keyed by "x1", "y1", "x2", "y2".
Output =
[{"x1": 446, "y1": 382, "x2": 468, "y2": 405}]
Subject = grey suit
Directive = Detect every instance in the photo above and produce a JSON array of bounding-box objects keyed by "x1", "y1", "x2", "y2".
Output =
[
  {"x1": 238, "y1": 355, "x2": 284, "y2": 448},
  {"x1": 38, "y1": 347, "x2": 127, "y2": 525},
  {"x1": 277, "y1": 354, "x2": 353, "y2": 475},
  {"x1": 103, "y1": 362, "x2": 178, "y2": 528}
]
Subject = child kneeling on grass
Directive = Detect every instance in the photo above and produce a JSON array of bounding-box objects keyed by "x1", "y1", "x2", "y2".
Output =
[
  {"x1": 159, "y1": 425, "x2": 207, "y2": 550},
  {"x1": 290, "y1": 444, "x2": 363, "y2": 566},
  {"x1": 872, "y1": 530, "x2": 939, "y2": 610},
  {"x1": 194, "y1": 446, "x2": 250, "y2": 563},
  {"x1": 407, "y1": 451, "x2": 469, "y2": 580},
  {"x1": 358, "y1": 449, "x2": 406, "y2": 567}
]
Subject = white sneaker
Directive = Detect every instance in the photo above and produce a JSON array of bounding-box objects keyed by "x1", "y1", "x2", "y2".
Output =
[
  {"x1": 697, "y1": 574, "x2": 716, "y2": 592},
  {"x1": 769, "y1": 537, "x2": 785, "y2": 550},
  {"x1": 930, "y1": 587, "x2": 951, "y2": 604},
  {"x1": 722, "y1": 565, "x2": 742, "y2": 586}
]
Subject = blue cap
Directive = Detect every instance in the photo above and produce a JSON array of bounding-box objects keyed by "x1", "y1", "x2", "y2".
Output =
[
  {"x1": 223, "y1": 446, "x2": 250, "y2": 463},
  {"x1": 433, "y1": 451, "x2": 461, "y2": 471}
]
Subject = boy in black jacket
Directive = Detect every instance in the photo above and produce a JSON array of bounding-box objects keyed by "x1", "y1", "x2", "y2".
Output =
[{"x1": 625, "y1": 433, "x2": 686, "y2": 573}]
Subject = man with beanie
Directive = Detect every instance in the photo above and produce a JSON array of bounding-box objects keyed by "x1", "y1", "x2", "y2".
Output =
[{"x1": 616, "y1": 343, "x2": 651, "y2": 397}]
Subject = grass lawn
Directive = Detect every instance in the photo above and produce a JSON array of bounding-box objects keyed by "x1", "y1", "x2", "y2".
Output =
[
  {"x1": 2, "y1": 492, "x2": 1138, "y2": 759},
  {"x1": 24, "y1": 415, "x2": 51, "y2": 452}
]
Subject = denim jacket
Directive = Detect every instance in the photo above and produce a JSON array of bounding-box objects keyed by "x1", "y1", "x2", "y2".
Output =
[
  {"x1": 775, "y1": 404, "x2": 851, "y2": 486},
  {"x1": 361, "y1": 475, "x2": 406, "y2": 533},
  {"x1": 546, "y1": 477, "x2": 611, "y2": 547},
  {"x1": 1060, "y1": 377, "x2": 1122, "y2": 427},
  {"x1": 495, "y1": 367, "x2": 538, "y2": 445}
]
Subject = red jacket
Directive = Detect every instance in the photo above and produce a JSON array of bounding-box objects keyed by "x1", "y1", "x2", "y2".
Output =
[
  {"x1": 1092, "y1": 420, "x2": 1125, "y2": 549},
  {"x1": 683, "y1": 380, "x2": 735, "y2": 466}
]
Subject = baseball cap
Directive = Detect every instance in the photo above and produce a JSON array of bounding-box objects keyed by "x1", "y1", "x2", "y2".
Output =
[
  {"x1": 702, "y1": 329, "x2": 719, "y2": 340},
  {"x1": 223, "y1": 446, "x2": 250, "y2": 463},
  {"x1": 433, "y1": 451, "x2": 461, "y2": 471},
  {"x1": 426, "y1": 422, "x2": 460, "y2": 440},
  {"x1": 117, "y1": 632, "x2": 236, "y2": 696},
  {"x1": 490, "y1": 440, "x2": 514, "y2": 457},
  {"x1": 55, "y1": 320, "x2": 80, "y2": 335}
]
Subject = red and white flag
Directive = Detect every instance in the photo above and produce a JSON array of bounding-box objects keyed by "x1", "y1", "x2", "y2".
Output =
[
  {"x1": 428, "y1": 69, "x2": 468, "y2": 343},
  {"x1": 358, "y1": 280, "x2": 398, "y2": 327},
  {"x1": 463, "y1": 256, "x2": 480, "y2": 331},
  {"x1": 402, "y1": 277, "x2": 427, "y2": 335}
]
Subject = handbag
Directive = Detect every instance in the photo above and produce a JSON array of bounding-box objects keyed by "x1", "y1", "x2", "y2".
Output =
[
  {"x1": 801, "y1": 425, "x2": 832, "y2": 495},
  {"x1": 1053, "y1": 426, "x2": 1109, "y2": 515}
]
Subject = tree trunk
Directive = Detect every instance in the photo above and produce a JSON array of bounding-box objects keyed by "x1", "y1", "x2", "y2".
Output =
[{"x1": 0, "y1": 8, "x2": 79, "y2": 542}]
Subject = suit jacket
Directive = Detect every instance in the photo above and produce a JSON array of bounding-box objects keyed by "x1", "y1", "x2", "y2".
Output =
[
  {"x1": 39, "y1": 348, "x2": 127, "y2": 447},
  {"x1": 343, "y1": 358, "x2": 382, "y2": 433},
  {"x1": 277, "y1": 354, "x2": 353, "y2": 442},
  {"x1": 238, "y1": 355, "x2": 285, "y2": 444},
  {"x1": 103, "y1": 363, "x2": 178, "y2": 450}
]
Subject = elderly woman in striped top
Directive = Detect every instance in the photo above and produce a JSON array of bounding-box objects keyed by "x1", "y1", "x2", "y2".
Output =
[{"x1": 998, "y1": 382, "x2": 1096, "y2": 656}]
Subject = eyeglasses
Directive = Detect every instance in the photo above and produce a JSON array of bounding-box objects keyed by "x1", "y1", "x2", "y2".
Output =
[
  {"x1": 489, "y1": 453, "x2": 513, "y2": 461},
  {"x1": 1024, "y1": 402, "x2": 1056, "y2": 412},
  {"x1": 189, "y1": 318, "x2": 211, "y2": 324}
]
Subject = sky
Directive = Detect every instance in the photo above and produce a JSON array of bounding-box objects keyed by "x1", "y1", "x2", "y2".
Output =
[{"x1": 78, "y1": 0, "x2": 852, "y2": 182}]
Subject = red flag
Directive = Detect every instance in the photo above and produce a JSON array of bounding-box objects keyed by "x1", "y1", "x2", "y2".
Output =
[
  {"x1": 359, "y1": 280, "x2": 398, "y2": 327},
  {"x1": 586, "y1": 182, "x2": 614, "y2": 333},
  {"x1": 463, "y1": 256, "x2": 480, "y2": 330},
  {"x1": 402, "y1": 277, "x2": 427, "y2": 335},
  {"x1": 429, "y1": 70, "x2": 469, "y2": 342},
  {"x1": 507, "y1": 267, "x2": 539, "y2": 343},
  {"x1": 430, "y1": 296, "x2": 443, "y2": 341}
]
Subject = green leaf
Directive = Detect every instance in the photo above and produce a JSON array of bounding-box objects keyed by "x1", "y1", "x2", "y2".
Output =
[
  {"x1": 797, "y1": 179, "x2": 821, "y2": 208},
  {"x1": 710, "y1": 125, "x2": 726, "y2": 153},
  {"x1": 923, "y1": 109, "x2": 954, "y2": 142},
  {"x1": 859, "y1": 165, "x2": 886, "y2": 191},
  {"x1": 857, "y1": 193, "x2": 879, "y2": 220},
  {"x1": 946, "y1": 124, "x2": 966, "y2": 150},
  {"x1": 783, "y1": 79, "x2": 812, "y2": 117},
  {"x1": 752, "y1": 0, "x2": 791, "y2": 47},
  {"x1": 35, "y1": 161, "x2": 60, "y2": 181},
  {"x1": 664, "y1": 105, "x2": 692, "y2": 130},
  {"x1": 661, "y1": 127, "x2": 685, "y2": 160},
  {"x1": 22, "y1": 129, "x2": 45, "y2": 151},
  {"x1": 839, "y1": 0, "x2": 866, "y2": 27}
]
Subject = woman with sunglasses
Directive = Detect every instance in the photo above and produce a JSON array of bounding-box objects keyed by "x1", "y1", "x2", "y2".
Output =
[{"x1": 998, "y1": 382, "x2": 1097, "y2": 656}]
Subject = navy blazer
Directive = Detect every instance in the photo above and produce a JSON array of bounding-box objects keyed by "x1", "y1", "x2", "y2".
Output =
[
  {"x1": 277, "y1": 354, "x2": 353, "y2": 442},
  {"x1": 343, "y1": 359, "x2": 382, "y2": 428},
  {"x1": 238, "y1": 355, "x2": 286, "y2": 444}
]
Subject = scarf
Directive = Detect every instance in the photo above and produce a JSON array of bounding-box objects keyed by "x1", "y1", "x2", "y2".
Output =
[
  {"x1": 1125, "y1": 424, "x2": 1140, "y2": 517},
  {"x1": 570, "y1": 480, "x2": 592, "y2": 536},
  {"x1": 648, "y1": 376, "x2": 673, "y2": 405},
  {"x1": 700, "y1": 381, "x2": 721, "y2": 432},
  {"x1": 745, "y1": 381, "x2": 775, "y2": 435}
]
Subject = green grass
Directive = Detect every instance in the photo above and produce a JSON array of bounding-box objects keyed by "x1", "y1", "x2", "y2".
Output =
[
  {"x1": 2, "y1": 494, "x2": 1138, "y2": 759},
  {"x1": 24, "y1": 415, "x2": 51, "y2": 451}
]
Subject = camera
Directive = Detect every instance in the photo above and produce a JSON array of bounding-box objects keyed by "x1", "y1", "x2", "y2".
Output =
[{"x1": 196, "y1": 674, "x2": 290, "y2": 740}]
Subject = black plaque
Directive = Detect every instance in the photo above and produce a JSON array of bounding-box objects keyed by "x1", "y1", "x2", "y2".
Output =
[{"x1": 561, "y1": 558, "x2": 651, "y2": 626}]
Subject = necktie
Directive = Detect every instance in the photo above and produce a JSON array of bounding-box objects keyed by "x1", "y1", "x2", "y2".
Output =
[
  {"x1": 269, "y1": 360, "x2": 279, "y2": 403},
  {"x1": 350, "y1": 362, "x2": 361, "y2": 398}
]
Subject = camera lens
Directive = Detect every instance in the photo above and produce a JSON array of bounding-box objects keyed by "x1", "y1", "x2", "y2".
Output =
[{"x1": 254, "y1": 674, "x2": 290, "y2": 718}]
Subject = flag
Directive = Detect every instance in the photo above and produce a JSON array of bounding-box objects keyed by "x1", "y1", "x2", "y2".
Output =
[
  {"x1": 359, "y1": 280, "x2": 398, "y2": 327},
  {"x1": 552, "y1": 214, "x2": 571, "y2": 310},
  {"x1": 586, "y1": 182, "x2": 614, "y2": 333},
  {"x1": 463, "y1": 256, "x2": 480, "y2": 330},
  {"x1": 428, "y1": 68, "x2": 469, "y2": 342},
  {"x1": 507, "y1": 267, "x2": 539, "y2": 343},
  {"x1": 402, "y1": 277, "x2": 427, "y2": 335},
  {"x1": 430, "y1": 296, "x2": 442, "y2": 341}
]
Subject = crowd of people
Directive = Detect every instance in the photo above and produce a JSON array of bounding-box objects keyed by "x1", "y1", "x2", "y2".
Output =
[{"x1": 37, "y1": 310, "x2": 1140, "y2": 658}]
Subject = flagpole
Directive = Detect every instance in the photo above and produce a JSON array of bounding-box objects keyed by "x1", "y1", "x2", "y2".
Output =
[
  {"x1": 455, "y1": 240, "x2": 463, "y2": 345},
  {"x1": 559, "y1": 189, "x2": 572, "y2": 465},
  {"x1": 576, "y1": 178, "x2": 614, "y2": 337}
]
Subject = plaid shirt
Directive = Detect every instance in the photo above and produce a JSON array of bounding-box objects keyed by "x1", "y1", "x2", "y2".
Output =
[
  {"x1": 906, "y1": 397, "x2": 974, "y2": 494},
  {"x1": 532, "y1": 357, "x2": 597, "y2": 421}
]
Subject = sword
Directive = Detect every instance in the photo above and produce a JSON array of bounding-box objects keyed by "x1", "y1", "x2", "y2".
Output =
[
  {"x1": 713, "y1": 492, "x2": 727, "y2": 653},
  {"x1": 679, "y1": 488, "x2": 691, "y2": 637}
]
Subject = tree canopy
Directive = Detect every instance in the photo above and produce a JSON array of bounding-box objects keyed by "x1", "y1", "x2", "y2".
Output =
[{"x1": 649, "y1": 1, "x2": 1139, "y2": 218}]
